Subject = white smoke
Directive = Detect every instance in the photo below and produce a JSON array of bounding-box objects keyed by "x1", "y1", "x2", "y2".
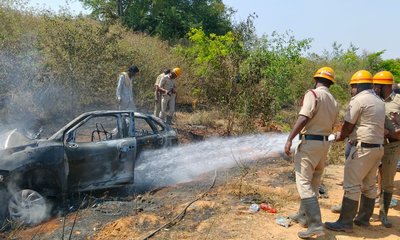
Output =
[
  {"x1": 0, "y1": 47, "x2": 73, "y2": 227},
  {"x1": 134, "y1": 133, "x2": 296, "y2": 191}
]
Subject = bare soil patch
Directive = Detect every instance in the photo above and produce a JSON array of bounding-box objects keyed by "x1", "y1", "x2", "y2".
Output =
[{"x1": 3, "y1": 160, "x2": 400, "y2": 240}]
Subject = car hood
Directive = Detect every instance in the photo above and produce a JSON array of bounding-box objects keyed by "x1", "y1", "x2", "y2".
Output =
[
  {"x1": 0, "y1": 129, "x2": 41, "y2": 170},
  {"x1": 0, "y1": 129, "x2": 35, "y2": 150}
]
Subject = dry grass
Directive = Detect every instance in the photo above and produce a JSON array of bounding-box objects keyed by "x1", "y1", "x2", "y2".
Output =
[
  {"x1": 176, "y1": 110, "x2": 221, "y2": 127},
  {"x1": 328, "y1": 141, "x2": 346, "y2": 165},
  {"x1": 222, "y1": 159, "x2": 298, "y2": 211}
]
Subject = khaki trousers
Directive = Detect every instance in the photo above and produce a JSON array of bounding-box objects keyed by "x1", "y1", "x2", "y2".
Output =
[
  {"x1": 343, "y1": 144, "x2": 383, "y2": 201},
  {"x1": 381, "y1": 142, "x2": 400, "y2": 193},
  {"x1": 160, "y1": 93, "x2": 176, "y2": 121},
  {"x1": 294, "y1": 139, "x2": 330, "y2": 199}
]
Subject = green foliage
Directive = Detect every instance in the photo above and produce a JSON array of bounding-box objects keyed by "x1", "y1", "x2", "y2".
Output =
[
  {"x1": 78, "y1": 0, "x2": 118, "y2": 19},
  {"x1": 0, "y1": 4, "x2": 187, "y2": 125},
  {"x1": 37, "y1": 16, "x2": 125, "y2": 106},
  {"x1": 177, "y1": 27, "x2": 241, "y2": 102},
  {"x1": 176, "y1": 27, "x2": 242, "y2": 134},
  {"x1": 239, "y1": 31, "x2": 312, "y2": 121},
  {"x1": 365, "y1": 50, "x2": 400, "y2": 82},
  {"x1": 178, "y1": 27, "x2": 312, "y2": 133},
  {"x1": 3, "y1": 0, "x2": 400, "y2": 138},
  {"x1": 80, "y1": 0, "x2": 233, "y2": 42}
]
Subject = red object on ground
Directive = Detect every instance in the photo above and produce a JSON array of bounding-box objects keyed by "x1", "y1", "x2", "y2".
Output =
[{"x1": 260, "y1": 203, "x2": 277, "y2": 213}]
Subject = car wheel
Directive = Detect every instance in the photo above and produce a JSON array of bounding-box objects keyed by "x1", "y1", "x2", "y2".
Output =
[{"x1": 8, "y1": 189, "x2": 48, "y2": 225}]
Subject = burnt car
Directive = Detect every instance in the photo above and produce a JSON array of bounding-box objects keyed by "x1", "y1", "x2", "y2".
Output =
[{"x1": 0, "y1": 110, "x2": 177, "y2": 226}]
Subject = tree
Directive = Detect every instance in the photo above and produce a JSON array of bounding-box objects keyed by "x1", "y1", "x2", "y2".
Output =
[
  {"x1": 176, "y1": 27, "x2": 243, "y2": 134},
  {"x1": 80, "y1": 0, "x2": 233, "y2": 42}
]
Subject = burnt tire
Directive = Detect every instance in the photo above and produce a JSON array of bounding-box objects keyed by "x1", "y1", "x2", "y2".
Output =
[{"x1": 8, "y1": 189, "x2": 48, "y2": 226}]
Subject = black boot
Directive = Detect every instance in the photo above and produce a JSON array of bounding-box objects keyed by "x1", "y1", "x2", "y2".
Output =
[
  {"x1": 297, "y1": 197, "x2": 325, "y2": 239},
  {"x1": 379, "y1": 191, "x2": 393, "y2": 228},
  {"x1": 325, "y1": 197, "x2": 358, "y2": 232},
  {"x1": 354, "y1": 194, "x2": 375, "y2": 226},
  {"x1": 289, "y1": 201, "x2": 307, "y2": 228}
]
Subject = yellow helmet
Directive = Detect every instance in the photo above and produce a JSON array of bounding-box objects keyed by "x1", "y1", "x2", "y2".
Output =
[
  {"x1": 349, "y1": 70, "x2": 373, "y2": 85},
  {"x1": 313, "y1": 67, "x2": 335, "y2": 83},
  {"x1": 173, "y1": 67, "x2": 181, "y2": 78},
  {"x1": 372, "y1": 71, "x2": 394, "y2": 85}
]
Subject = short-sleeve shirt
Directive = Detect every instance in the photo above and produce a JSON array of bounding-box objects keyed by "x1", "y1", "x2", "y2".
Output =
[
  {"x1": 299, "y1": 86, "x2": 339, "y2": 136},
  {"x1": 345, "y1": 89, "x2": 385, "y2": 144},
  {"x1": 155, "y1": 73, "x2": 164, "y2": 87},
  {"x1": 384, "y1": 93, "x2": 400, "y2": 135},
  {"x1": 159, "y1": 75, "x2": 176, "y2": 93}
]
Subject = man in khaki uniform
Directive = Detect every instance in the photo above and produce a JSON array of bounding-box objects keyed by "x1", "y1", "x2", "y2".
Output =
[
  {"x1": 159, "y1": 67, "x2": 181, "y2": 124},
  {"x1": 285, "y1": 67, "x2": 339, "y2": 239},
  {"x1": 325, "y1": 70, "x2": 385, "y2": 232},
  {"x1": 373, "y1": 71, "x2": 400, "y2": 228},
  {"x1": 154, "y1": 68, "x2": 170, "y2": 117}
]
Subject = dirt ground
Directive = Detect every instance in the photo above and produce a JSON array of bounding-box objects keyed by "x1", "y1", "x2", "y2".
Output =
[
  {"x1": 2, "y1": 121, "x2": 400, "y2": 240},
  {"x1": 4, "y1": 160, "x2": 399, "y2": 240}
]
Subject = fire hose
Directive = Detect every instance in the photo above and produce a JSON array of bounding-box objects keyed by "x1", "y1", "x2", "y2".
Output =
[{"x1": 141, "y1": 170, "x2": 218, "y2": 240}]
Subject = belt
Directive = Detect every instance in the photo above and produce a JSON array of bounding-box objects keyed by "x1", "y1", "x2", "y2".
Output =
[
  {"x1": 299, "y1": 134, "x2": 328, "y2": 141},
  {"x1": 353, "y1": 141, "x2": 382, "y2": 148}
]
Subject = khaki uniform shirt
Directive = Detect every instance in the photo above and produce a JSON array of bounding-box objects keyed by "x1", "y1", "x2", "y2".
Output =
[
  {"x1": 155, "y1": 73, "x2": 164, "y2": 87},
  {"x1": 159, "y1": 75, "x2": 176, "y2": 94},
  {"x1": 385, "y1": 94, "x2": 400, "y2": 133},
  {"x1": 384, "y1": 93, "x2": 400, "y2": 140},
  {"x1": 299, "y1": 86, "x2": 339, "y2": 136},
  {"x1": 345, "y1": 89, "x2": 385, "y2": 144}
]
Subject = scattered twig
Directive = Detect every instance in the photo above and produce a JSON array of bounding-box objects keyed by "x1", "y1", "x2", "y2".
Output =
[
  {"x1": 68, "y1": 195, "x2": 87, "y2": 240},
  {"x1": 61, "y1": 213, "x2": 67, "y2": 240},
  {"x1": 31, "y1": 221, "x2": 46, "y2": 240},
  {"x1": 231, "y1": 148, "x2": 249, "y2": 175},
  {"x1": 0, "y1": 220, "x2": 10, "y2": 233},
  {"x1": 230, "y1": 149, "x2": 250, "y2": 200},
  {"x1": 141, "y1": 170, "x2": 218, "y2": 240},
  {"x1": 203, "y1": 214, "x2": 218, "y2": 240}
]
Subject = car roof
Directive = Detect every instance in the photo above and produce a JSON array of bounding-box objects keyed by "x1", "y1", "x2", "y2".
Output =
[{"x1": 49, "y1": 110, "x2": 148, "y2": 140}]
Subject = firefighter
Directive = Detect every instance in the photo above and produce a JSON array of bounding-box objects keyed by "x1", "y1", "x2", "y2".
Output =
[
  {"x1": 154, "y1": 68, "x2": 171, "y2": 117},
  {"x1": 373, "y1": 71, "x2": 399, "y2": 228},
  {"x1": 285, "y1": 67, "x2": 339, "y2": 239},
  {"x1": 116, "y1": 65, "x2": 140, "y2": 110},
  {"x1": 159, "y1": 67, "x2": 181, "y2": 124},
  {"x1": 325, "y1": 70, "x2": 385, "y2": 232}
]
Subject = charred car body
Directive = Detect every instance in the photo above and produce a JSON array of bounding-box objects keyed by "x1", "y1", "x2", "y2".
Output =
[{"x1": 0, "y1": 110, "x2": 177, "y2": 226}]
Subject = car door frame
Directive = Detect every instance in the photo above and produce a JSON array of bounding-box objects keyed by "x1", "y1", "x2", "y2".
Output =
[
  {"x1": 63, "y1": 113, "x2": 136, "y2": 192},
  {"x1": 134, "y1": 115, "x2": 165, "y2": 155}
]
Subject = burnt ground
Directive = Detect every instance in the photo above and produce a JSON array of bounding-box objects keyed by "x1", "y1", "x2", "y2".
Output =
[
  {"x1": 2, "y1": 122, "x2": 400, "y2": 240},
  {"x1": 3, "y1": 157, "x2": 297, "y2": 240}
]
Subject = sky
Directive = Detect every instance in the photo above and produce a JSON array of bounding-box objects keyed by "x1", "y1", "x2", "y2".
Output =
[{"x1": 28, "y1": 0, "x2": 399, "y2": 59}]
